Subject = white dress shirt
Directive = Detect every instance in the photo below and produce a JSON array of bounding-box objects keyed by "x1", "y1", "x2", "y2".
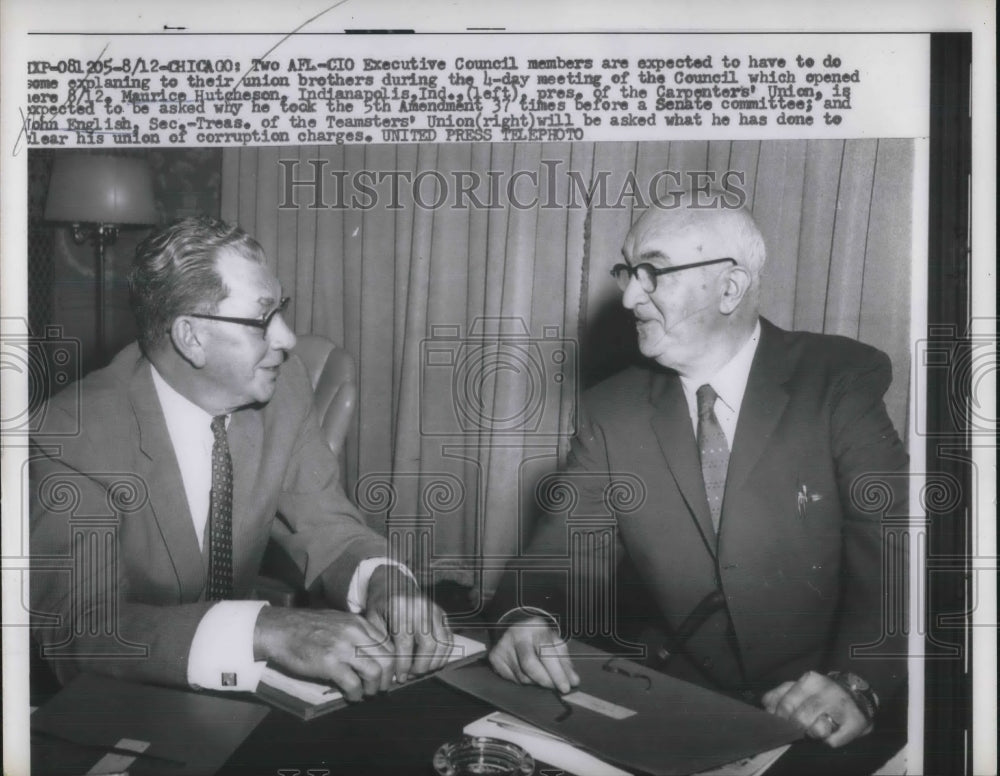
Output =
[
  {"x1": 150, "y1": 365, "x2": 403, "y2": 691},
  {"x1": 677, "y1": 319, "x2": 762, "y2": 447}
]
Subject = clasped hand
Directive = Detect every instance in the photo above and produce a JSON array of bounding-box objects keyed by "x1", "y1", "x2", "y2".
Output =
[
  {"x1": 254, "y1": 566, "x2": 452, "y2": 701},
  {"x1": 761, "y1": 671, "x2": 872, "y2": 748}
]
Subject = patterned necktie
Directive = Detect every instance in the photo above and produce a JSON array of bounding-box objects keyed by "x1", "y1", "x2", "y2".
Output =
[
  {"x1": 696, "y1": 384, "x2": 730, "y2": 534},
  {"x1": 207, "y1": 415, "x2": 234, "y2": 600}
]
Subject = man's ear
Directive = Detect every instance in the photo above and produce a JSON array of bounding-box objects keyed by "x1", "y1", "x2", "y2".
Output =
[
  {"x1": 719, "y1": 265, "x2": 753, "y2": 314},
  {"x1": 170, "y1": 317, "x2": 207, "y2": 368}
]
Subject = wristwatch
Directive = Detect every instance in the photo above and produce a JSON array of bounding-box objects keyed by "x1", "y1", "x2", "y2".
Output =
[{"x1": 827, "y1": 670, "x2": 880, "y2": 722}]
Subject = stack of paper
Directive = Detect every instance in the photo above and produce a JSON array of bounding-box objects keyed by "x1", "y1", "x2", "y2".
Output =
[
  {"x1": 466, "y1": 712, "x2": 790, "y2": 776},
  {"x1": 257, "y1": 633, "x2": 486, "y2": 720}
]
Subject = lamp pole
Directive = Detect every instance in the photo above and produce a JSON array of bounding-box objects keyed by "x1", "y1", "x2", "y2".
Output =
[{"x1": 71, "y1": 222, "x2": 119, "y2": 363}]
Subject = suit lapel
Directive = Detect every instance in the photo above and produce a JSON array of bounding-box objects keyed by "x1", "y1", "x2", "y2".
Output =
[
  {"x1": 227, "y1": 406, "x2": 263, "y2": 573},
  {"x1": 649, "y1": 370, "x2": 718, "y2": 556},
  {"x1": 129, "y1": 360, "x2": 206, "y2": 599},
  {"x1": 725, "y1": 320, "x2": 793, "y2": 499}
]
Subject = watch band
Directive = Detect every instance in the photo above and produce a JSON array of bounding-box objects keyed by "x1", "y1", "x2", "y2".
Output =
[{"x1": 827, "y1": 670, "x2": 880, "y2": 722}]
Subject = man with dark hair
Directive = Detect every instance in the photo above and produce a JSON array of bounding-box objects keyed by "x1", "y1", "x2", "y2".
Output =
[
  {"x1": 489, "y1": 198, "x2": 907, "y2": 751},
  {"x1": 31, "y1": 216, "x2": 451, "y2": 699}
]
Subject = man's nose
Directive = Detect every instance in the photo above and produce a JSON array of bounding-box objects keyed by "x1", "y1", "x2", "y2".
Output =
[
  {"x1": 267, "y1": 313, "x2": 297, "y2": 351},
  {"x1": 621, "y1": 275, "x2": 646, "y2": 310}
]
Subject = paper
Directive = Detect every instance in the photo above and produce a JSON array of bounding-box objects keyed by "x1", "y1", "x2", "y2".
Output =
[
  {"x1": 31, "y1": 673, "x2": 269, "y2": 776},
  {"x1": 692, "y1": 744, "x2": 790, "y2": 776},
  {"x1": 257, "y1": 633, "x2": 486, "y2": 719},
  {"x1": 465, "y1": 712, "x2": 632, "y2": 776},
  {"x1": 440, "y1": 640, "x2": 802, "y2": 776}
]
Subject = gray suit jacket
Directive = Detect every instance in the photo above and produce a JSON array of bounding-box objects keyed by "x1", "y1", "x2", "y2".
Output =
[{"x1": 30, "y1": 343, "x2": 387, "y2": 687}]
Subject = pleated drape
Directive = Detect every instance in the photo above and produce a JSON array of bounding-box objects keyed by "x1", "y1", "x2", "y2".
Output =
[{"x1": 221, "y1": 139, "x2": 913, "y2": 601}]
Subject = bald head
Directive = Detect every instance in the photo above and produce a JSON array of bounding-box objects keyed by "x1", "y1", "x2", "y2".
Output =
[
  {"x1": 625, "y1": 199, "x2": 767, "y2": 287},
  {"x1": 618, "y1": 198, "x2": 765, "y2": 377}
]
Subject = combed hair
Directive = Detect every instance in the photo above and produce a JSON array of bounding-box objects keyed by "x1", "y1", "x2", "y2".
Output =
[{"x1": 128, "y1": 217, "x2": 266, "y2": 353}]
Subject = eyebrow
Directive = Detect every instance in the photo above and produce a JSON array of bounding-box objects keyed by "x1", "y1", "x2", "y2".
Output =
[{"x1": 253, "y1": 293, "x2": 280, "y2": 312}]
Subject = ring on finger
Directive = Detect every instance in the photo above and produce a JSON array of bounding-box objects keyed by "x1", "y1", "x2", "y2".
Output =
[{"x1": 819, "y1": 712, "x2": 841, "y2": 734}]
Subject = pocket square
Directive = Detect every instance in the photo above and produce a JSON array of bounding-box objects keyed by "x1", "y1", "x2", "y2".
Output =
[{"x1": 796, "y1": 483, "x2": 823, "y2": 518}]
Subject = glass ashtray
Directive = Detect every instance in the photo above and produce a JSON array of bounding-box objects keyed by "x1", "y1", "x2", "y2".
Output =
[{"x1": 432, "y1": 735, "x2": 535, "y2": 776}]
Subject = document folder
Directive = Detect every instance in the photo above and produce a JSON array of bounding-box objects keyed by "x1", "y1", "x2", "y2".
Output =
[{"x1": 439, "y1": 640, "x2": 802, "y2": 776}]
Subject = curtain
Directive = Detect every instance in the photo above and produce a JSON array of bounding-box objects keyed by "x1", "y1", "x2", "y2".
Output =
[{"x1": 221, "y1": 139, "x2": 914, "y2": 603}]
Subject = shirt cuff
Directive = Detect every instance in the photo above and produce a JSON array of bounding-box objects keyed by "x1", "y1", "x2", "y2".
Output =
[
  {"x1": 347, "y1": 557, "x2": 416, "y2": 614},
  {"x1": 497, "y1": 606, "x2": 561, "y2": 633},
  {"x1": 187, "y1": 601, "x2": 269, "y2": 692}
]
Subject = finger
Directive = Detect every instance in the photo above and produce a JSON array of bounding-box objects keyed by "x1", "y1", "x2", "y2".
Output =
[
  {"x1": 390, "y1": 621, "x2": 415, "y2": 684},
  {"x1": 489, "y1": 648, "x2": 519, "y2": 685},
  {"x1": 360, "y1": 612, "x2": 392, "y2": 652},
  {"x1": 513, "y1": 635, "x2": 556, "y2": 689},
  {"x1": 537, "y1": 639, "x2": 576, "y2": 694},
  {"x1": 344, "y1": 644, "x2": 391, "y2": 696},
  {"x1": 773, "y1": 678, "x2": 813, "y2": 721},
  {"x1": 807, "y1": 712, "x2": 842, "y2": 741},
  {"x1": 761, "y1": 681, "x2": 795, "y2": 714},
  {"x1": 826, "y1": 716, "x2": 872, "y2": 749},
  {"x1": 325, "y1": 661, "x2": 365, "y2": 702},
  {"x1": 347, "y1": 619, "x2": 394, "y2": 693},
  {"x1": 426, "y1": 607, "x2": 454, "y2": 671},
  {"x1": 407, "y1": 602, "x2": 437, "y2": 677},
  {"x1": 541, "y1": 637, "x2": 580, "y2": 686}
]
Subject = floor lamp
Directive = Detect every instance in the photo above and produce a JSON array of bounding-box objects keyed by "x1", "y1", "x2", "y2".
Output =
[{"x1": 44, "y1": 154, "x2": 157, "y2": 362}]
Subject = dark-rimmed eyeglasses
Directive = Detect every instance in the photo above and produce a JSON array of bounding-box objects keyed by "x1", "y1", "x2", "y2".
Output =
[
  {"x1": 187, "y1": 296, "x2": 291, "y2": 338},
  {"x1": 610, "y1": 258, "x2": 736, "y2": 293}
]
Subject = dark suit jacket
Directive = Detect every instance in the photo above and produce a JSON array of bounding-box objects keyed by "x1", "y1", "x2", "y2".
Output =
[
  {"x1": 494, "y1": 319, "x2": 908, "y2": 702},
  {"x1": 30, "y1": 343, "x2": 387, "y2": 687}
]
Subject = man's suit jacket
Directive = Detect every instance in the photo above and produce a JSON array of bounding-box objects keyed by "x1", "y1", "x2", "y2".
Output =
[
  {"x1": 495, "y1": 319, "x2": 908, "y2": 702},
  {"x1": 30, "y1": 343, "x2": 388, "y2": 687}
]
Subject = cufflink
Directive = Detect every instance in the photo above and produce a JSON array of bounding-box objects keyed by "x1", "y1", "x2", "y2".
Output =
[{"x1": 221, "y1": 672, "x2": 238, "y2": 686}]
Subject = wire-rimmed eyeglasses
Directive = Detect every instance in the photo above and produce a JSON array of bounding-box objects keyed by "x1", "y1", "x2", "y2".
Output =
[
  {"x1": 602, "y1": 657, "x2": 653, "y2": 691},
  {"x1": 610, "y1": 257, "x2": 736, "y2": 293},
  {"x1": 187, "y1": 296, "x2": 291, "y2": 338}
]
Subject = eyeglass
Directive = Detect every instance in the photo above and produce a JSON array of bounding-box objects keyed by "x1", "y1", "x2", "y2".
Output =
[
  {"x1": 187, "y1": 296, "x2": 291, "y2": 338},
  {"x1": 602, "y1": 657, "x2": 653, "y2": 691},
  {"x1": 610, "y1": 257, "x2": 736, "y2": 293}
]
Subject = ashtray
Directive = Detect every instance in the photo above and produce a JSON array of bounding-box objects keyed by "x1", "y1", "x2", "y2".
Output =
[{"x1": 432, "y1": 735, "x2": 535, "y2": 775}]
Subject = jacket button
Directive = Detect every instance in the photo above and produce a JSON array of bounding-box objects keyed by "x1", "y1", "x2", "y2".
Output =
[{"x1": 702, "y1": 657, "x2": 713, "y2": 668}]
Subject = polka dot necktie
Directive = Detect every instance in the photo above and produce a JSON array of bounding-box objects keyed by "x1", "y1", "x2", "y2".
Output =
[
  {"x1": 696, "y1": 384, "x2": 730, "y2": 534},
  {"x1": 207, "y1": 415, "x2": 234, "y2": 600}
]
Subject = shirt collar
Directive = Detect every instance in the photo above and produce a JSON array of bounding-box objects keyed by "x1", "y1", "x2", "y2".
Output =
[
  {"x1": 149, "y1": 363, "x2": 217, "y2": 430},
  {"x1": 679, "y1": 319, "x2": 762, "y2": 414}
]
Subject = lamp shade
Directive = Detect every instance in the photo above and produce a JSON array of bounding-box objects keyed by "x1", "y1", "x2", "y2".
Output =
[{"x1": 45, "y1": 154, "x2": 157, "y2": 225}]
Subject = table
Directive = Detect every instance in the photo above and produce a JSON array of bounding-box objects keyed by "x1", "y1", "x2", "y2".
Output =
[{"x1": 32, "y1": 668, "x2": 905, "y2": 776}]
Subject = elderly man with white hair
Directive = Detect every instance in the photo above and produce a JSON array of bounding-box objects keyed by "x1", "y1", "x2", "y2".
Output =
[{"x1": 489, "y1": 194, "x2": 908, "y2": 753}]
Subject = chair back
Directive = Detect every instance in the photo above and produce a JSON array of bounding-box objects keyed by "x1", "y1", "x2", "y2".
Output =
[
  {"x1": 254, "y1": 334, "x2": 359, "y2": 607},
  {"x1": 293, "y1": 334, "x2": 357, "y2": 455}
]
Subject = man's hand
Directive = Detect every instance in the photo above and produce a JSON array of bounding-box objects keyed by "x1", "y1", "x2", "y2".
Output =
[
  {"x1": 253, "y1": 607, "x2": 394, "y2": 701},
  {"x1": 488, "y1": 617, "x2": 580, "y2": 695},
  {"x1": 761, "y1": 671, "x2": 873, "y2": 747},
  {"x1": 363, "y1": 565, "x2": 453, "y2": 684}
]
